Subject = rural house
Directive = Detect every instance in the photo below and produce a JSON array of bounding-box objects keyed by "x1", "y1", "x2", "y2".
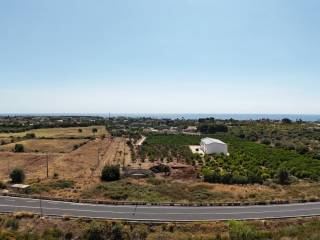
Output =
[{"x1": 200, "y1": 137, "x2": 228, "y2": 155}]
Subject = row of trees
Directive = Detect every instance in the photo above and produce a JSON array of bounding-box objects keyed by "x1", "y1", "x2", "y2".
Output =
[
  {"x1": 198, "y1": 124, "x2": 228, "y2": 134},
  {"x1": 203, "y1": 167, "x2": 290, "y2": 185}
]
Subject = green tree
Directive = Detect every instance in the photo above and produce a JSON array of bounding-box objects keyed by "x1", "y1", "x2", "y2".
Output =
[
  {"x1": 13, "y1": 144, "x2": 24, "y2": 153},
  {"x1": 277, "y1": 167, "x2": 290, "y2": 185},
  {"x1": 282, "y1": 118, "x2": 292, "y2": 124},
  {"x1": 92, "y1": 128, "x2": 98, "y2": 136},
  {"x1": 101, "y1": 165, "x2": 120, "y2": 181},
  {"x1": 10, "y1": 168, "x2": 25, "y2": 183}
]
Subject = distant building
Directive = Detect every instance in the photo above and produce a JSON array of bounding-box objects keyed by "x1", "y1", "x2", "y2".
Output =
[
  {"x1": 184, "y1": 126, "x2": 198, "y2": 132},
  {"x1": 200, "y1": 137, "x2": 228, "y2": 155}
]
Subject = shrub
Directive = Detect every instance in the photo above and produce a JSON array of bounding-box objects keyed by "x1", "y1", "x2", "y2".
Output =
[
  {"x1": 0, "y1": 181, "x2": 6, "y2": 189},
  {"x1": 101, "y1": 165, "x2": 120, "y2": 182},
  {"x1": 10, "y1": 168, "x2": 25, "y2": 183},
  {"x1": 5, "y1": 218, "x2": 19, "y2": 230},
  {"x1": 228, "y1": 220, "x2": 261, "y2": 240},
  {"x1": 42, "y1": 227, "x2": 63, "y2": 239},
  {"x1": 73, "y1": 144, "x2": 79, "y2": 150},
  {"x1": 111, "y1": 223, "x2": 125, "y2": 240},
  {"x1": 282, "y1": 118, "x2": 292, "y2": 124},
  {"x1": 261, "y1": 138, "x2": 271, "y2": 145},
  {"x1": 85, "y1": 221, "x2": 106, "y2": 240},
  {"x1": 296, "y1": 145, "x2": 309, "y2": 155},
  {"x1": 65, "y1": 232, "x2": 73, "y2": 240},
  {"x1": 277, "y1": 168, "x2": 290, "y2": 185},
  {"x1": 25, "y1": 133, "x2": 36, "y2": 139},
  {"x1": 13, "y1": 211, "x2": 35, "y2": 219},
  {"x1": 50, "y1": 180, "x2": 74, "y2": 189},
  {"x1": 149, "y1": 164, "x2": 171, "y2": 174},
  {"x1": 13, "y1": 144, "x2": 24, "y2": 153}
]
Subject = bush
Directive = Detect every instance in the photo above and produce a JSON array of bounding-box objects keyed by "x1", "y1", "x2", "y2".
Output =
[
  {"x1": 111, "y1": 223, "x2": 125, "y2": 240},
  {"x1": 10, "y1": 168, "x2": 25, "y2": 183},
  {"x1": 85, "y1": 221, "x2": 106, "y2": 240},
  {"x1": 42, "y1": 227, "x2": 63, "y2": 239},
  {"x1": 277, "y1": 168, "x2": 290, "y2": 185},
  {"x1": 101, "y1": 165, "x2": 120, "y2": 182},
  {"x1": 261, "y1": 138, "x2": 271, "y2": 145},
  {"x1": 5, "y1": 218, "x2": 19, "y2": 230},
  {"x1": 282, "y1": 118, "x2": 292, "y2": 124},
  {"x1": 0, "y1": 181, "x2": 6, "y2": 189},
  {"x1": 228, "y1": 220, "x2": 261, "y2": 240},
  {"x1": 65, "y1": 232, "x2": 73, "y2": 240},
  {"x1": 13, "y1": 144, "x2": 24, "y2": 153},
  {"x1": 150, "y1": 164, "x2": 171, "y2": 174},
  {"x1": 50, "y1": 180, "x2": 74, "y2": 189},
  {"x1": 25, "y1": 133, "x2": 36, "y2": 139}
]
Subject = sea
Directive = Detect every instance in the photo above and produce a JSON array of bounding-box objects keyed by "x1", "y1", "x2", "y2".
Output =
[
  {"x1": 1, "y1": 113, "x2": 320, "y2": 122},
  {"x1": 105, "y1": 113, "x2": 320, "y2": 122}
]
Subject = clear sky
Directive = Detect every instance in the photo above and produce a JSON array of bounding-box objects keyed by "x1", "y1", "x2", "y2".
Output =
[{"x1": 0, "y1": 0, "x2": 319, "y2": 114}]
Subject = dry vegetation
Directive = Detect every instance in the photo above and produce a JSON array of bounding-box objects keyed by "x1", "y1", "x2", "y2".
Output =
[
  {"x1": 0, "y1": 152, "x2": 61, "y2": 181},
  {"x1": 79, "y1": 178, "x2": 320, "y2": 203},
  {"x1": 0, "y1": 213, "x2": 320, "y2": 240},
  {"x1": 0, "y1": 125, "x2": 107, "y2": 138},
  {"x1": 0, "y1": 126, "x2": 131, "y2": 191},
  {"x1": 0, "y1": 139, "x2": 88, "y2": 153}
]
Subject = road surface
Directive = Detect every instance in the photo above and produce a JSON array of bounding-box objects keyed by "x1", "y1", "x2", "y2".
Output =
[{"x1": 1, "y1": 196, "x2": 320, "y2": 222}]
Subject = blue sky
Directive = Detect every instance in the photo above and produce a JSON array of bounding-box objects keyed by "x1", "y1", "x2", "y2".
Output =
[{"x1": 0, "y1": 0, "x2": 319, "y2": 114}]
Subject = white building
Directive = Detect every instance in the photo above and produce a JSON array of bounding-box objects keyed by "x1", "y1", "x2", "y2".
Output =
[{"x1": 200, "y1": 137, "x2": 228, "y2": 155}]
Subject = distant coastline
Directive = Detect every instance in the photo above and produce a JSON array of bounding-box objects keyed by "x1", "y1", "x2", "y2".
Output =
[{"x1": 1, "y1": 113, "x2": 320, "y2": 122}]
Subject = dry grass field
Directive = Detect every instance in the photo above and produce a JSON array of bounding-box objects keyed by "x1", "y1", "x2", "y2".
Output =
[
  {"x1": 0, "y1": 152, "x2": 61, "y2": 181},
  {"x1": 0, "y1": 125, "x2": 107, "y2": 138},
  {"x1": 0, "y1": 125, "x2": 132, "y2": 194},
  {"x1": 0, "y1": 137, "x2": 11, "y2": 145},
  {"x1": 0, "y1": 135, "x2": 131, "y2": 201},
  {"x1": 0, "y1": 139, "x2": 88, "y2": 153}
]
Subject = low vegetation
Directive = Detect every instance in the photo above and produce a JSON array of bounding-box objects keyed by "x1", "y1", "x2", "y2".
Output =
[{"x1": 0, "y1": 214, "x2": 320, "y2": 239}]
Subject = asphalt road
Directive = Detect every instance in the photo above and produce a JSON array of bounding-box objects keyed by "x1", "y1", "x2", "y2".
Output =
[{"x1": 1, "y1": 196, "x2": 320, "y2": 222}]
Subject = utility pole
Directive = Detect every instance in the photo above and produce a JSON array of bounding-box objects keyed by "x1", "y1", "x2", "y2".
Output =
[
  {"x1": 39, "y1": 192, "x2": 43, "y2": 217},
  {"x1": 133, "y1": 163, "x2": 142, "y2": 216},
  {"x1": 46, "y1": 154, "x2": 49, "y2": 178},
  {"x1": 7, "y1": 158, "x2": 10, "y2": 175}
]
